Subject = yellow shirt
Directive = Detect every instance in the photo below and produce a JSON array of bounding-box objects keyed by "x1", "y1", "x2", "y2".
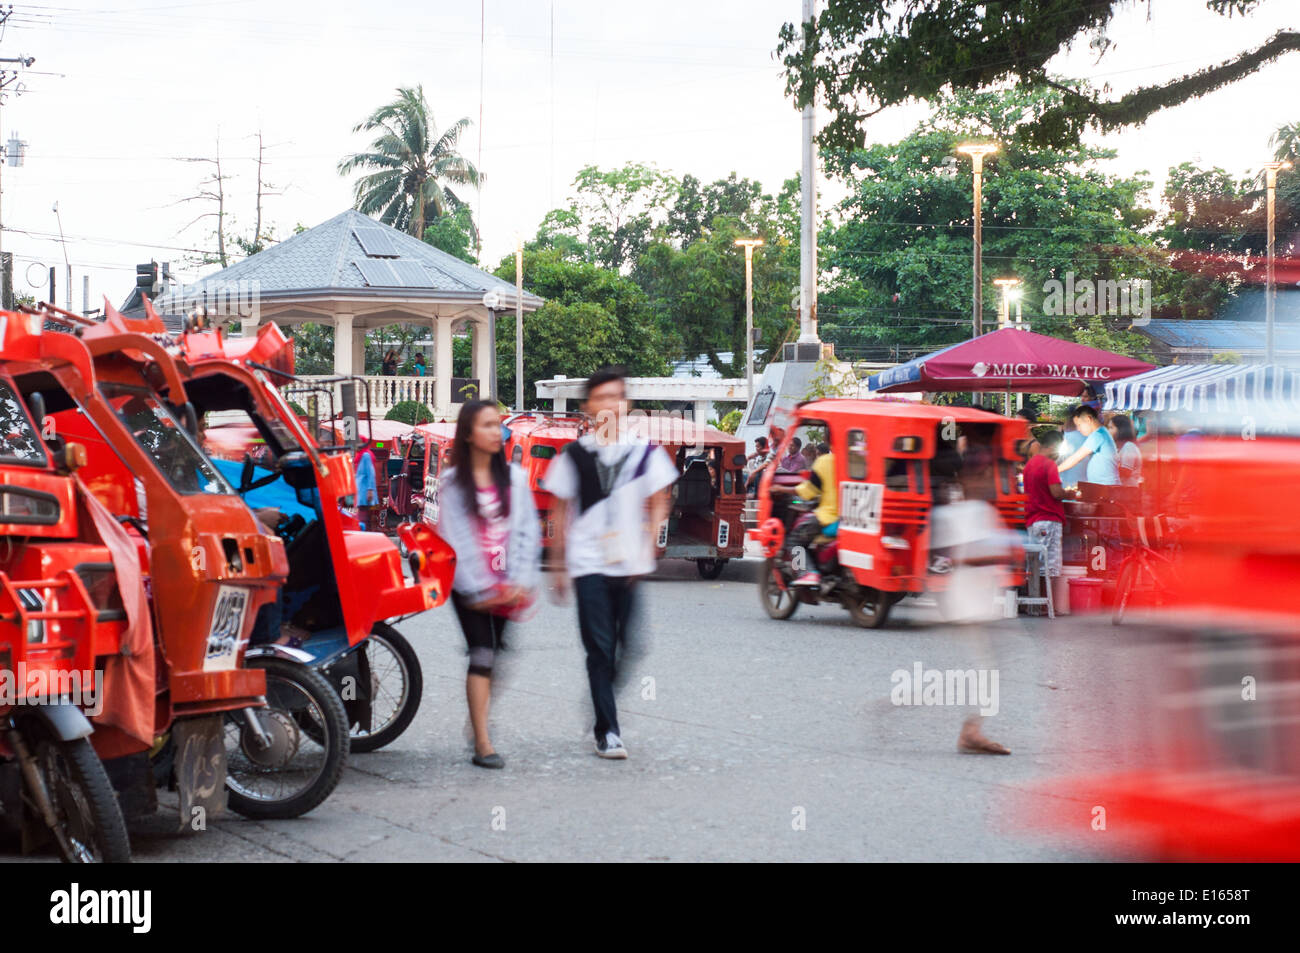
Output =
[{"x1": 795, "y1": 453, "x2": 837, "y2": 527}]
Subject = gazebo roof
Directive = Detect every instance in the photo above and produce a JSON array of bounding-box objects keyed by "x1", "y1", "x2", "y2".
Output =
[{"x1": 149, "y1": 208, "x2": 542, "y2": 310}]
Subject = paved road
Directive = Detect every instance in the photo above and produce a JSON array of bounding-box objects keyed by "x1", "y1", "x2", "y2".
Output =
[{"x1": 19, "y1": 559, "x2": 1140, "y2": 862}]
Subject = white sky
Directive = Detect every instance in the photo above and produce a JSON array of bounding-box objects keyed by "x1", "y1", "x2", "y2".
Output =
[{"x1": 0, "y1": 0, "x2": 1295, "y2": 310}]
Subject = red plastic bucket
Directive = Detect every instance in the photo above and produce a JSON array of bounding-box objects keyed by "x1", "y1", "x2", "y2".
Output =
[{"x1": 1068, "y1": 577, "x2": 1104, "y2": 613}]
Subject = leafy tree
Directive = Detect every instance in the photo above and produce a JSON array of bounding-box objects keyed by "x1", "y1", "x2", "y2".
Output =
[
  {"x1": 338, "y1": 85, "x2": 481, "y2": 240},
  {"x1": 532, "y1": 163, "x2": 678, "y2": 271},
  {"x1": 638, "y1": 188, "x2": 798, "y2": 376},
  {"x1": 490, "y1": 248, "x2": 669, "y2": 405},
  {"x1": 423, "y1": 205, "x2": 478, "y2": 263},
  {"x1": 819, "y1": 86, "x2": 1170, "y2": 359},
  {"x1": 285, "y1": 323, "x2": 334, "y2": 376},
  {"x1": 778, "y1": 1, "x2": 1300, "y2": 150}
]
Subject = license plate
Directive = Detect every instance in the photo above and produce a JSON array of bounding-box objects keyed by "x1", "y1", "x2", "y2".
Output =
[{"x1": 203, "y1": 585, "x2": 250, "y2": 672}]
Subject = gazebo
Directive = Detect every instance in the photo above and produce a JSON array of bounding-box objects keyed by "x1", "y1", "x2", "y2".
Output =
[{"x1": 157, "y1": 209, "x2": 542, "y2": 418}]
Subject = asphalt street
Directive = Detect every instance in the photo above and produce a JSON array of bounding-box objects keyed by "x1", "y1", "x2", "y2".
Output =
[{"x1": 17, "y1": 558, "x2": 1147, "y2": 863}]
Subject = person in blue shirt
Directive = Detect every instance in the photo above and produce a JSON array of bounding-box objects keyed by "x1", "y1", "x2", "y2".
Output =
[{"x1": 1056, "y1": 404, "x2": 1120, "y2": 486}]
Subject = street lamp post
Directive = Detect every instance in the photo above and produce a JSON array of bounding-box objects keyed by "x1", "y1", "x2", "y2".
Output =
[
  {"x1": 734, "y1": 238, "x2": 764, "y2": 400},
  {"x1": 1265, "y1": 160, "x2": 1293, "y2": 364},
  {"x1": 994, "y1": 277, "x2": 1023, "y2": 413},
  {"x1": 958, "y1": 142, "x2": 998, "y2": 405}
]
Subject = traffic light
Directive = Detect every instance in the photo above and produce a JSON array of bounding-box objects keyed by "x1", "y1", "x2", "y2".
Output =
[{"x1": 136, "y1": 261, "x2": 159, "y2": 297}]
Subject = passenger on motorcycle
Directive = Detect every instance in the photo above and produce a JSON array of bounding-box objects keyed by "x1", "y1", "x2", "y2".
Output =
[{"x1": 772, "y1": 450, "x2": 838, "y2": 588}]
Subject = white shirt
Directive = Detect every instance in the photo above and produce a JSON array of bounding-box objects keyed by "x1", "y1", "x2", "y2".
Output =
[
  {"x1": 545, "y1": 434, "x2": 678, "y2": 578},
  {"x1": 1118, "y1": 441, "x2": 1143, "y2": 486}
]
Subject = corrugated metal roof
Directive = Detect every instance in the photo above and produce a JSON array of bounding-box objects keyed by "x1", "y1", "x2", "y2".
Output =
[{"x1": 1137, "y1": 318, "x2": 1300, "y2": 350}]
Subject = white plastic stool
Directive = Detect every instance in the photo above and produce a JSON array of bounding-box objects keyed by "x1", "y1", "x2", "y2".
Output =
[{"x1": 1019, "y1": 541, "x2": 1055, "y2": 619}]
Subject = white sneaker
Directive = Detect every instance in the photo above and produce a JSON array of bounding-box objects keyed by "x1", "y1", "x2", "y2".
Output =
[{"x1": 595, "y1": 732, "x2": 628, "y2": 759}]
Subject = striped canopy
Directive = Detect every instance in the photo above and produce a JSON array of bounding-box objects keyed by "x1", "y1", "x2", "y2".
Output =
[{"x1": 1104, "y1": 363, "x2": 1300, "y2": 414}]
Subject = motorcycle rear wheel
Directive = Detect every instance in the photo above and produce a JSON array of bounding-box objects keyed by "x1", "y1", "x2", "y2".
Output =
[
  {"x1": 696, "y1": 558, "x2": 728, "y2": 580},
  {"x1": 846, "y1": 586, "x2": 891, "y2": 629},
  {"x1": 31, "y1": 732, "x2": 132, "y2": 863},
  {"x1": 345, "y1": 624, "x2": 423, "y2": 753},
  {"x1": 224, "y1": 658, "x2": 349, "y2": 819},
  {"x1": 759, "y1": 559, "x2": 798, "y2": 620}
]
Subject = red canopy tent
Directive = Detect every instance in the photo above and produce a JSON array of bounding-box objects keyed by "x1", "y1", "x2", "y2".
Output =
[{"x1": 866, "y1": 327, "x2": 1155, "y2": 396}]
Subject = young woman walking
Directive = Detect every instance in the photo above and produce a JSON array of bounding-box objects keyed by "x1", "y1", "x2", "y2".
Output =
[{"x1": 436, "y1": 400, "x2": 540, "y2": 768}]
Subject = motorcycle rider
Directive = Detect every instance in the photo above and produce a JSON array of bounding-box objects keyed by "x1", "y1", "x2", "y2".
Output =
[{"x1": 773, "y1": 447, "x2": 838, "y2": 587}]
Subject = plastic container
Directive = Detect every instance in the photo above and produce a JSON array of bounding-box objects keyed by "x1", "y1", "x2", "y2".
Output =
[{"x1": 1068, "y1": 577, "x2": 1104, "y2": 613}]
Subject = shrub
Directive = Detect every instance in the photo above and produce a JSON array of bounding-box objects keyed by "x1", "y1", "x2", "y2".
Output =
[
  {"x1": 385, "y1": 401, "x2": 436, "y2": 425},
  {"x1": 717, "y1": 409, "x2": 742, "y2": 434}
]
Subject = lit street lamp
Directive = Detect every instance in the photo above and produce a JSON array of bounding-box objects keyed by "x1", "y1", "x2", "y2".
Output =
[
  {"x1": 734, "y1": 238, "x2": 764, "y2": 399},
  {"x1": 1265, "y1": 160, "x2": 1292, "y2": 364},
  {"x1": 993, "y1": 277, "x2": 1022, "y2": 330}
]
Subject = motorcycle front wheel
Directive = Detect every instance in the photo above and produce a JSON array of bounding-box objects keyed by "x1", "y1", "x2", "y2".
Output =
[
  {"x1": 345, "y1": 624, "x2": 423, "y2": 753},
  {"x1": 224, "y1": 658, "x2": 349, "y2": 819}
]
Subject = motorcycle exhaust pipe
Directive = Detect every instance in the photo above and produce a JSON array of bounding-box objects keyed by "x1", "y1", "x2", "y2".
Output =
[{"x1": 6, "y1": 726, "x2": 60, "y2": 832}]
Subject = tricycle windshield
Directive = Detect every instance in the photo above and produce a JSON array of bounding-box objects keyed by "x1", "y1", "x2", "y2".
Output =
[
  {"x1": 98, "y1": 382, "x2": 235, "y2": 495},
  {"x1": 0, "y1": 378, "x2": 47, "y2": 466}
]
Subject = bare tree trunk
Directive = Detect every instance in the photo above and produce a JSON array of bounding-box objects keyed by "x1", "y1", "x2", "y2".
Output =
[
  {"x1": 215, "y1": 142, "x2": 228, "y2": 268},
  {"x1": 254, "y1": 131, "x2": 264, "y2": 252}
]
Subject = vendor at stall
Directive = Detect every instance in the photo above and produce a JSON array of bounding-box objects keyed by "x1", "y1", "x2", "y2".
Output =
[{"x1": 1055, "y1": 405, "x2": 1120, "y2": 486}]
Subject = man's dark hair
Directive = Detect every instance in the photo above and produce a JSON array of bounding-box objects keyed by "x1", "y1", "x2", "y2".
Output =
[
  {"x1": 788, "y1": 436, "x2": 803, "y2": 452},
  {"x1": 817, "y1": 442, "x2": 830, "y2": 455},
  {"x1": 583, "y1": 365, "x2": 627, "y2": 399},
  {"x1": 1073, "y1": 404, "x2": 1101, "y2": 423},
  {"x1": 1016, "y1": 407, "x2": 1037, "y2": 424},
  {"x1": 1038, "y1": 429, "x2": 1064, "y2": 451},
  {"x1": 755, "y1": 436, "x2": 769, "y2": 448}
]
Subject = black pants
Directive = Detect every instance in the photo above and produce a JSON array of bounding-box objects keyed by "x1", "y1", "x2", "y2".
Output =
[
  {"x1": 574, "y1": 574, "x2": 638, "y2": 741},
  {"x1": 451, "y1": 590, "x2": 509, "y2": 676}
]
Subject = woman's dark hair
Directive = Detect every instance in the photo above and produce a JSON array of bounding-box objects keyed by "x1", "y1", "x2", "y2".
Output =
[
  {"x1": 1110, "y1": 414, "x2": 1136, "y2": 445},
  {"x1": 451, "y1": 400, "x2": 510, "y2": 520}
]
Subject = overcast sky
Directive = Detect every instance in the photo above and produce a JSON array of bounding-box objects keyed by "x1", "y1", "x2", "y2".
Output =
[{"x1": 1, "y1": 0, "x2": 1295, "y2": 311}]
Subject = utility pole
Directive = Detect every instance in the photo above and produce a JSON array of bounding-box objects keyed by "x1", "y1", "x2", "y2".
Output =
[
  {"x1": 735, "y1": 238, "x2": 764, "y2": 399},
  {"x1": 1264, "y1": 160, "x2": 1292, "y2": 364},
  {"x1": 515, "y1": 235, "x2": 524, "y2": 411},
  {"x1": 0, "y1": 44, "x2": 36, "y2": 305},
  {"x1": 798, "y1": 0, "x2": 819, "y2": 346}
]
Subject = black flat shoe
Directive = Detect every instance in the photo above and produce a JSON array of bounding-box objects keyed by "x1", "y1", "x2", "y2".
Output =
[{"x1": 472, "y1": 752, "x2": 505, "y2": 769}]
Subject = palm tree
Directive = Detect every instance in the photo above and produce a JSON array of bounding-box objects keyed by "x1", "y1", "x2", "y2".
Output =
[
  {"x1": 1271, "y1": 121, "x2": 1300, "y2": 163},
  {"x1": 338, "y1": 85, "x2": 481, "y2": 240}
]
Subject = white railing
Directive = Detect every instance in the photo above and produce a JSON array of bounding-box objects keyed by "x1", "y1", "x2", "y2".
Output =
[{"x1": 281, "y1": 374, "x2": 437, "y2": 420}]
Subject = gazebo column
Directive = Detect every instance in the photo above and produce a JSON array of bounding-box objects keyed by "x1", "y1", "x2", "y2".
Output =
[
  {"x1": 434, "y1": 314, "x2": 454, "y2": 416},
  {"x1": 240, "y1": 305, "x2": 259, "y2": 338},
  {"x1": 333, "y1": 312, "x2": 354, "y2": 375},
  {"x1": 351, "y1": 323, "x2": 366, "y2": 377},
  {"x1": 471, "y1": 314, "x2": 493, "y2": 403}
]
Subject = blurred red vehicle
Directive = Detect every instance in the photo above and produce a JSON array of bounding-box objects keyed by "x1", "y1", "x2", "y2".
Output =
[
  {"x1": 175, "y1": 321, "x2": 455, "y2": 754},
  {"x1": 0, "y1": 310, "x2": 135, "y2": 861},
  {"x1": 1023, "y1": 409, "x2": 1300, "y2": 861}
]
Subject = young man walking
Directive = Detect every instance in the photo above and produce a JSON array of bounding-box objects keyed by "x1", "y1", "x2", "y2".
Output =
[{"x1": 547, "y1": 367, "x2": 678, "y2": 759}]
